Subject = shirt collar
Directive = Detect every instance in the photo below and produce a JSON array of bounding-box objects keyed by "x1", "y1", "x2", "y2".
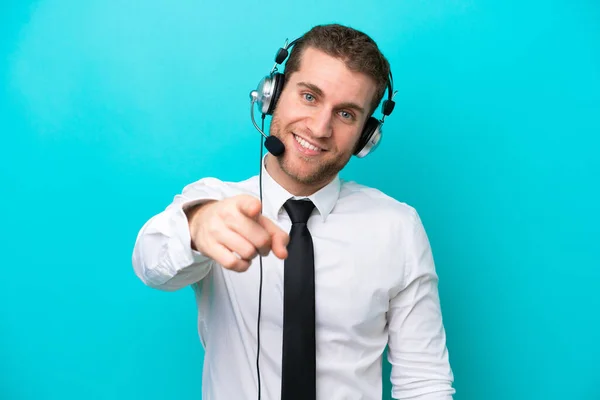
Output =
[{"x1": 261, "y1": 154, "x2": 340, "y2": 222}]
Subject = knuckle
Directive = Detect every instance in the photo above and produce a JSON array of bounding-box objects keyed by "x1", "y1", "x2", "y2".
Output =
[
  {"x1": 205, "y1": 225, "x2": 223, "y2": 243},
  {"x1": 237, "y1": 261, "x2": 250, "y2": 272},
  {"x1": 217, "y1": 206, "x2": 232, "y2": 220},
  {"x1": 204, "y1": 222, "x2": 218, "y2": 235},
  {"x1": 231, "y1": 262, "x2": 248, "y2": 273},
  {"x1": 231, "y1": 264, "x2": 243, "y2": 273},
  {"x1": 220, "y1": 215, "x2": 238, "y2": 230},
  {"x1": 222, "y1": 257, "x2": 238, "y2": 270},
  {"x1": 256, "y1": 234, "x2": 271, "y2": 249},
  {"x1": 240, "y1": 246, "x2": 257, "y2": 260}
]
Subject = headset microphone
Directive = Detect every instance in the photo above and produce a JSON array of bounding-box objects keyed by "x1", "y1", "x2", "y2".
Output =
[
  {"x1": 250, "y1": 90, "x2": 285, "y2": 157},
  {"x1": 264, "y1": 136, "x2": 284, "y2": 157}
]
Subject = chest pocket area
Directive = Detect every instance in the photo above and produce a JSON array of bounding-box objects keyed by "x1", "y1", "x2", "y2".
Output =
[{"x1": 313, "y1": 238, "x2": 393, "y2": 339}]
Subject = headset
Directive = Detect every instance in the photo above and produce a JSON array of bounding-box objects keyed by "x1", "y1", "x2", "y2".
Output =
[
  {"x1": 248, "y1": 36, "x2": 397, "y2": 400},
  {"x1": 250, "y1": 37, "x2": 397, "y2": 159}
]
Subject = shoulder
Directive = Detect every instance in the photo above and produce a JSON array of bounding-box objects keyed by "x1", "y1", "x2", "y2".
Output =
[{"x1": 338, "y1": 179, "x2": 419, "y2": 223}]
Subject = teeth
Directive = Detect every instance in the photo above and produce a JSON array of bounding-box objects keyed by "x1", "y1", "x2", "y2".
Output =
[{"x1": 294, "y1": 134, "x2": 321, "y2": 152}]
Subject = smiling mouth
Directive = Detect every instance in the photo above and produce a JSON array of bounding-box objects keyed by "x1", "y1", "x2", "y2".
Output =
[{"x1": 293, "y1": 133, "x2": 325, "y2": 152}]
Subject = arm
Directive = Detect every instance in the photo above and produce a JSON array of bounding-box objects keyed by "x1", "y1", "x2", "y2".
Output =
[
  {"x1": 131, "y1": 178, "x2": 225, "y2": 292},
  {"x1": 387, "y1": 209, "x2": 455, "y2": 399}
]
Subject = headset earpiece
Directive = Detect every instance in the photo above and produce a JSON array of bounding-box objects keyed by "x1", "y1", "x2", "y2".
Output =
[
  {"x1": 253, "y1": 72, "x2": 285, "y2": 116},
  {"x1": 267, "y1": 73, "x2": 285, "y2": 115},
  {"x1": 253, "y1": 40, "x2": 294, "y2": 116},
  {"x1": 353, "y1": 75, "x2": 397, "y2": 158},
  {"x1": 353, "y1": 117, "x2": 381, "y2": 158}
]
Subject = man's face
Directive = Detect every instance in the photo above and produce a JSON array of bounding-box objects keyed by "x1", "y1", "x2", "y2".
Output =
[{"x1": 269, "y1": 47, "x2": 377, "y2": 192}]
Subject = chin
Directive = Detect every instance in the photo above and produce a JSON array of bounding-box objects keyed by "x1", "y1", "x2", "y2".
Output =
[{"x1": 280, "y1": 151, "x2": 346, "y2": 186}]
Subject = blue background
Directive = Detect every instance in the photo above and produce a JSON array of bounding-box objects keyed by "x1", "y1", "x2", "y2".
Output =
[{"x1": 1, "y1": 0, "x2": 599, "y2": 399}]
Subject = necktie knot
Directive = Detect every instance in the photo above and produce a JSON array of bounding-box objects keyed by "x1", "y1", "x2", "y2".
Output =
[{"x1": 283, "y1": 199, "x2": 315, "y2": 224}]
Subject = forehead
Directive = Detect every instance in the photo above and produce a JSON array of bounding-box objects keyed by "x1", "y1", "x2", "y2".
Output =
[{"x1": 288, "y1": 47, "x2": 377, "y2": 109}]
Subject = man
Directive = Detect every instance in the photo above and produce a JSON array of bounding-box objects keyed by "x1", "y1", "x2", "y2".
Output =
[{"x1": 132, "y1": 24, "x2": 455, "y2": 400}]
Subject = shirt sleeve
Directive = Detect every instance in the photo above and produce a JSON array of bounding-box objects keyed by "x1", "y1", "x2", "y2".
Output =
[
  {"x1": 387, "y1": 208, "x2": 456, "y2": 399},
  {"x1": 131, "y1": 177, "x2": 227, "y2": 291}
]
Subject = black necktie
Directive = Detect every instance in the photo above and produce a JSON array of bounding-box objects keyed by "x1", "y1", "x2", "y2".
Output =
[{"x1": 281, "y1": 199, "x2": 317, "y2": 400}]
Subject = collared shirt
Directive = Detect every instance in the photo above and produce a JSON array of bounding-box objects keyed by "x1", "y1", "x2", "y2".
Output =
[{"x1": 132, "y1": 157, "x2": 455, "y2": 400}]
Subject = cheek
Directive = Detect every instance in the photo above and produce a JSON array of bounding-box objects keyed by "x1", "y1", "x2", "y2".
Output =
[
  {"x1": 278, "y1": 97, "x2": 304, "y2": 122},
  {"x1": 277, "y1": 90, "x2": 313, "y2": 121},
  {"x1": 334, "y1": 127, "x2": 363, "y2": 153}
]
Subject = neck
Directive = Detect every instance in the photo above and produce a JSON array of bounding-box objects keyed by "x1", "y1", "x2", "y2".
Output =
[{"x1": 265, "y1": 154, "x2": 332, "y2": 197}]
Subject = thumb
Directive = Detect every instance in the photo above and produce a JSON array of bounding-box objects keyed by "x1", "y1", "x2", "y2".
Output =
[{"x1": 237, "y1": 195, "x2": 262, "y2": 219}]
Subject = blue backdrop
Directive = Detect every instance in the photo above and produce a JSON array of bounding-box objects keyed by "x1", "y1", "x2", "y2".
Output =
[{"x1": 1, "y1": 1, "x2": 599, "y2": 399}]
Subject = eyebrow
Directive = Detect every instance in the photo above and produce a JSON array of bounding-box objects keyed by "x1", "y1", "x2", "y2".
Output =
[{"x1": 297, "y1": 81, "x2": 366, "y2": 115}]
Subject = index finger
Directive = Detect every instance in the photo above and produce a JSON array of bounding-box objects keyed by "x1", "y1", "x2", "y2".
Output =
[{"x1": 258, "y1": 215, "x2": 289, "y2": 260}]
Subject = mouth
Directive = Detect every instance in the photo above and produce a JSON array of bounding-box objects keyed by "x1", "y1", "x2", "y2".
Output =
[{"x1": 292, "y1": 133, "x2": 326, "y2": 156}]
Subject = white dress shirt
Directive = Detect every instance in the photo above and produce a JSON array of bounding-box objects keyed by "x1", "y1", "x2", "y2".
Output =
[{"x1": 132, "y1": 156, "x2": 455, "y2": 400}]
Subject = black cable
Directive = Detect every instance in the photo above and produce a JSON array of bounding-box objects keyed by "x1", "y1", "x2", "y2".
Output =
[{"x1": 256, "y1": 113, "x2": 266, "y2": 400}]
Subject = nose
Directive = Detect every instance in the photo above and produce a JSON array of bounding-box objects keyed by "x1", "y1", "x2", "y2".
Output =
[{"x1": 306, "y1": 107, "x2": 333, "y2": 138}]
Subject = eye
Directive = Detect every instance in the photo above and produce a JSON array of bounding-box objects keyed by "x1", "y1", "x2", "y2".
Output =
[
  {"x1": 338, "y1": 110, "x2": 354, "y2": 120},
  {"x1": 302, "y1": 93, "x2": 315, "y2": 102}
]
